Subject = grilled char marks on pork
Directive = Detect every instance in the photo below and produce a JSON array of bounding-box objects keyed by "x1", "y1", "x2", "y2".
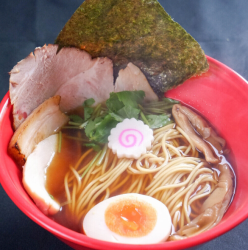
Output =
[{"x1": 8, "y1": 96, "x2": 69, "y2": 167}]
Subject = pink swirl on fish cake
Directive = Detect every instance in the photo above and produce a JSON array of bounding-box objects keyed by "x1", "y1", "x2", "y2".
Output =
[{"x1": 118, "y1": 129, "x2": 144, "y2": 148}]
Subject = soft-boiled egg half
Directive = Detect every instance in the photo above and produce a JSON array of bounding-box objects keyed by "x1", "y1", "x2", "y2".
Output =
[{"x1": 83, "y1": 193, "x2": 172, "y2": 244}]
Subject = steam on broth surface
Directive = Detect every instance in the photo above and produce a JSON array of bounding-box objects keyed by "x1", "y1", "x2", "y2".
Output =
[{"x1": 45, "y1": 101, "x2": 235, "y2": 239}]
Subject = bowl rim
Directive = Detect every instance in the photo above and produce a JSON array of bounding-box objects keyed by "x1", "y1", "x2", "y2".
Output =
[{"x1": 1, "y1": 55, "x2": 248, "y2": 250}]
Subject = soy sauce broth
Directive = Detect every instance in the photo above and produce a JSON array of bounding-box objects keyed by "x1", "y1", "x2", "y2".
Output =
[
  {"x1": 45, "y1": 123, "x2": 236, "y2": 234},
  {"x1": 45, "y1": 135, "x2": 81, "y2": 199}
]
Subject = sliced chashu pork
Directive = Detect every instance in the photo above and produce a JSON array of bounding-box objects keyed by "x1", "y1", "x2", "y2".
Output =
[
  {"x1": 9, "y1": 44, "x2": 114, "y2": 129},
  {"x1": 8, "y1": 95, "x2": 69, "y2": 166},
  {"x1": 23, "y1": 134, "x2": 60, "y2": 215},
  {"x1": 56, "y1": 55, "x2": 114, "y2": 111},
  {"x1": 115, "y1": 63, "x2": 158, "y2": 101}
]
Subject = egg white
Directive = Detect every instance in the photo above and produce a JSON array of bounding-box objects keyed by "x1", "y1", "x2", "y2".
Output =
[{"x1": 83, "y1": 193, "x2": 172, "y2": 244}]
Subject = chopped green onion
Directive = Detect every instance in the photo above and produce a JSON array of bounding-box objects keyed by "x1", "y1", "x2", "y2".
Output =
[
  {"x1": 144, "y1": 108, "x2": 165, "y2": 113},
  {"x1": 92, "y1": 104, "x2": 102, "y2": 116},
  {"x1": 79, "y1": 121, "x2": 88, "y2": 129},
  {"x1": 84, "y1": 143, "x2": 101, "y2": 152},
  {"x1": 68, "y1": 121, "x2": 82, "y2": 126},
  {"x1": 58, "y1": 131, "x2": 62, "y2": 153},
  {"x1": 62, "y1": 126, "x2": 81, "y2": 129},
  {"x1": 49, "y1": 194, "x2": 54, "y2": 200},
  {"x1": 96, "y1": 144, "x2": 108, "y2": 166},
  {"x1": 95, "y1": 107, "x2": 103, "y2": 118},
  {"x1": 81, "y1": 150, "x2": 102, "y2": 178},
  {"x1": 64, "y1": 136, "x2": 89, "y2": 142},
  {"x1": 162, "y1": 98, "x2": 180, "y2": 104},
  {"x1": 65, "y1": 92, "x2": 179, "y2": 145},
  {"x1": 140, "y1": 111, "x2": 150, "y2": 126}
]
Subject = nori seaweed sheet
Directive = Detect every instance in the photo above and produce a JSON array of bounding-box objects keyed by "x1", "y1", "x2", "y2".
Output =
[{"x1": 55, "y1": 0, "x2": 209, "y2": 96}]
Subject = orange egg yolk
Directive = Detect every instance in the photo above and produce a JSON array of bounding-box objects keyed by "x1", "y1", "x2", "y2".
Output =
[
  {"x1": 105, "y1": 198, "x2": 157, "y2": 237},
  {"x1": 119, "y1": 204, "x2": 142, "y2": 231}
]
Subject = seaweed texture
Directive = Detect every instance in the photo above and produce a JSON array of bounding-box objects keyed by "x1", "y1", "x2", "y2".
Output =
[{"x1": 55, "y1": 0, "x2": 208, "y2": 96}]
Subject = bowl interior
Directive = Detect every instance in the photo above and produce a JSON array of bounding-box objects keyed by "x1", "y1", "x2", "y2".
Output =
[{"x1": 1, "y1": 56, "x2": 248, "y2": 250}]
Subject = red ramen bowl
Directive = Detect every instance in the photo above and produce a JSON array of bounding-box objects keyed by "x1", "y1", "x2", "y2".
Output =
[{"x1": 0, "y1": 56, "x2": 248, "y2": 250}]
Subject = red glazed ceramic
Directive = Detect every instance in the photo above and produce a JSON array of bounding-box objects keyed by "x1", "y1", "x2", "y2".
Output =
[{"x1": 0, "y1": 56, "x2": 248, "y2": 250}]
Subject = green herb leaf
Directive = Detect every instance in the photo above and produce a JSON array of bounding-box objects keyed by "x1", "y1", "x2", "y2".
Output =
[
  {"x1": 84, "y1": 143, "x2": 101, "y2": 152},
  {"x1": 69, "y1": 114, "x2": 84, "y2": 123},
  {"x1": 117, "y1": 105, "x2": 140, "y2": 119},
  {"x1": 106, "y1": 91, "x2": 145, "y2": 112},
  {"x1": 146, "y1": 114, "x2": 172, "y2": 129},
  {"x1": 83, "y1": 98, "x2": 95, "y2": 107},
  {"x1": 84, "y1": 106, "x2": 94, "y2": 121},
  {"x1": 109, "y1": 112, "x2": 124, "y2": 122},
  {"x1": 49, "y1": 194, "x2": 54, "y2": 200},
  {"x1": 68, "y1": 92, "x2": 178, "y2": 144},
  {"x1": 85, "y1": 117, "x2": 103, "y2": 138},
  {"x1": 90, "y1": 115, "x2": 118, "y2": 143},
  {"x1": 106, "y1": 92, "x2": 124, "y2": 112},
  {"x1": 116, "y1": 91, "x2": 145, "y2": 109}
]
